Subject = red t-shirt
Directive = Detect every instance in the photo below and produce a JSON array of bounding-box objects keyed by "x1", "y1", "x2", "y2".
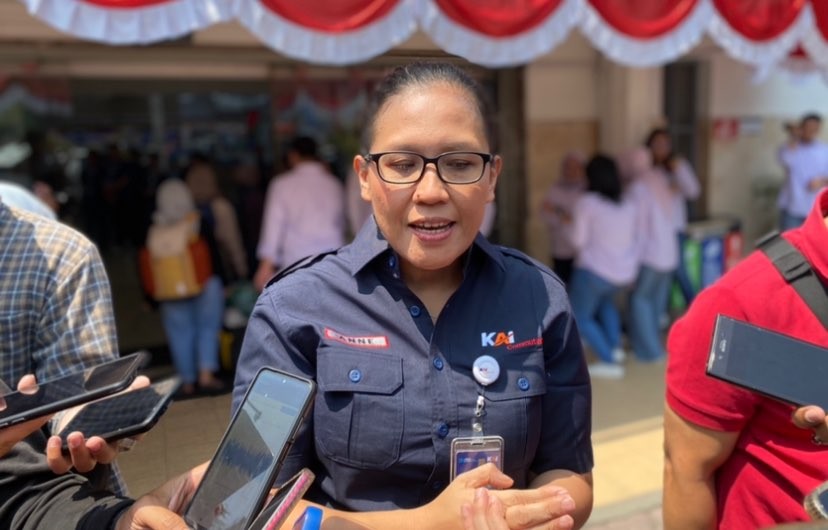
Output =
[{"x1": 666, "y1": 189, "x2": 828, "y2": 530}]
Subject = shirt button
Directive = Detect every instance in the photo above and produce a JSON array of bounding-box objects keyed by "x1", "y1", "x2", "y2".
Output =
[
  {"x1": 388, "y1": 255, "x2": 397, "y2": 268},
  {"x1": 348, "y1": 369, "x2": 362, "y2": 383},
  {"x1": 436, "y1": 422, "x2": 449, "y2": 438},
  {"x1": 432, "y1": 480, "x2": 444, "y2": 491},
  {"x1": 433, "y1": 358, "x2": 444, "y2": 370},
  {"x1": 409, "y1": 305, "x2": 421, "y2": 317},
  {"x1": 517, "y1": 376, "x2": 530, "y2": 391}
]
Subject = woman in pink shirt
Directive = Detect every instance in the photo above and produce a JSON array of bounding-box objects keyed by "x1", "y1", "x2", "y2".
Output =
[{"x1": 566, "y1": 155, "x2": 639, "y2": 379}]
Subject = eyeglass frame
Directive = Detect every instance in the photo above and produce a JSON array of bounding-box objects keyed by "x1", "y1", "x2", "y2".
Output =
[{"x1": 363, "y1": 151, "x2": 494, "y2": 185}]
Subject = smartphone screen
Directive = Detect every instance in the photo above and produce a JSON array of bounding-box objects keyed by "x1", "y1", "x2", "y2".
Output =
[
  {"x1": 0, "y1": 352, "x2": 148, "y2": 428},
  {"x1": 57, "y1": 377, "x2": 181, "y2": 448},
  {"x1": 706, "y1": 314, "x2": 828, "y2": 408},
  {"x1": 184, "y1": 368, "x2": 316, "y2": 530}
]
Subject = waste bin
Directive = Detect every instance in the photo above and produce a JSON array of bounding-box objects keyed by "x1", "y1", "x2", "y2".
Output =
[{"x1": 671, "y1": 217, "x2": 742, "y2": 312}]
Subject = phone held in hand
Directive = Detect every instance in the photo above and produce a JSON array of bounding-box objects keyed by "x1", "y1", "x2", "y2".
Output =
[
  {"x1": 706, "y1": 314, "x2": 828, "y2": 409},
  {"x1": 0, "y1": 351, "x2": 149, "y2": 429},
  {"x1": 183, "y1": 367, "x2": 316, "y2": 530},
  {"x1": 57, "y1": 376, "x2": 181, "y2": 451}
]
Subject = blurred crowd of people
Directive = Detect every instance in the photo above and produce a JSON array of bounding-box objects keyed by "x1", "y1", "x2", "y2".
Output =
[{"x1": 540, "y1": 128, "x2": 700, "y2": 379}]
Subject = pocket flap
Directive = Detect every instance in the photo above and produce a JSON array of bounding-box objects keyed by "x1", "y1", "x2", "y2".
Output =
[{"x1": 318, "y1": 348, "x2": 403, "y2": 394}]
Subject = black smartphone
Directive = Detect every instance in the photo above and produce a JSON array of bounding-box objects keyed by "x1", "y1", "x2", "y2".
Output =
[
  {"x1": 246, "y1": 468, "x2": 315, "y2": 530},
  {"x1": 706, "y1": 314, "x2": 828, "y2": 409},
  {"x1": 0, "y1": 351, "x2": 149, "y2": 429},
  {"x1": 57, "y1": 376, "x2": 181, "y2": 450},
  {"x1": 183, "y1": 367, "x2": 316, "y2": 530}
]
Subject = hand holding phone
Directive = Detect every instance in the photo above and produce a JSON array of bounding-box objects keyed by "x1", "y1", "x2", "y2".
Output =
[
  {"x1": 57, "y1": 376, "x2": 181, "y2": 451},
  {"x1": 183, "y1": 368, "x2": 316, "y2": 530},
  {"x1": 706, "y1": 314, "x2": 828, "y2": 409},
  {"x1": 0, "y1": 351, "x2": 148, "y2": 429}
]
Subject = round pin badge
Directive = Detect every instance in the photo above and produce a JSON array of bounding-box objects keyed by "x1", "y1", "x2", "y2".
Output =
[{"x1": 472, "y1": 355, "x2": 500, "y2": 386}]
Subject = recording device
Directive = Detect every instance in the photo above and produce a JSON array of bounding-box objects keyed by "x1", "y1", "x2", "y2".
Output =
[
  {"x1": 246, "y1": 468, "x2": 315, "y2": 530},
  {"x1": 57, "y1": 376, "x2": 180, "y2": 450},
  {"x1": 706, "y1": 314, "x2": 828, "y2": 409},
  {"x1": 183, "y1": 367, "x2": 316, "y2": 530},
  {"x1": 0, "y1": 351, "x2": 149, "y2": 428}
]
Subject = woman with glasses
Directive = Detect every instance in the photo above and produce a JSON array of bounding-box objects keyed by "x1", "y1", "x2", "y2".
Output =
[{"x1": 233, "y1": 62, "x2": 593, "y2": 529}]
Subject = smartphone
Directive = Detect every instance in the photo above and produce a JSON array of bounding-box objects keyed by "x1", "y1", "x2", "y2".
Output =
[
  {"x1": 246, "y1": 468, "x2": 315, "y2": 530},
  {"x1": 450, "y1": 435, "x2": 504, "y2": 481},
  {"x1": 706, "y1": 314, "x2": 828, "y2": 409},
  {"x1": 0, "y1": 351, "x2": 149, "y2": 428},
  {"x1": 291, "y1": 507, "x2": 323, "y2": 530},
  {"x1": 183, "y1": 367, "x2": 316, "y2": 530},
  {"x1": 57, "y1": 376, "x2": 181, "y2": 450}
]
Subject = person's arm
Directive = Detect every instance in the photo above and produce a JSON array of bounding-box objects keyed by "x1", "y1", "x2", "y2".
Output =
[
  {"x1": 211, "y1": 198, "x2": 249, "y2": 279},
  {"x1": 276, "y1": 464, "x2": 575, "y2": 530},
  {"x1": 672, "y1": 159, "x2": 700, "y2": 200},
  {"x1": 33, "y1": 237, "x2": 122, "y2": 474},
  {"x1": 255, "y1": 180, "x2": 287, "y2": 290},
  {"x1": 663, "y1": 405, "x2": 740, "y2": 530}
]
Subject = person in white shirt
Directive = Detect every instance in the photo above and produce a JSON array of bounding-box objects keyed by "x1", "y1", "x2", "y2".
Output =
[
  {"x1": 566, "y1": 155, "x2": 639, "y2": 379},
  {"x1": 623, "y1": 147, "x2": 681, "y2": 363},
  {"x1": 779, "y1": 113, "x2": 828, "y2": 230},
  {"x1": 646, "y1": 128, "x2": 700, "y2": 306},
  {"x1": 254, "y1": 137, "x2": 345, "y2": 291},
  {"x1": 540, "y1": 151, "x2": 586, "y2": 286}
]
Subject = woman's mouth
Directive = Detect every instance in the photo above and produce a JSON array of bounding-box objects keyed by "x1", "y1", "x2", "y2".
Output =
[{"x1": 410, "y1": 220, "x2": 455, "y2": 241}]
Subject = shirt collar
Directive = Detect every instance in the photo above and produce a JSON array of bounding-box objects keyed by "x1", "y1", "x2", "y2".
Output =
[
  {"x1": 346, "y1": 215, "x2": 505, "y2": 276},
  {"x1": 795, "y1": 188, "x2": 828, "y2": 280}
]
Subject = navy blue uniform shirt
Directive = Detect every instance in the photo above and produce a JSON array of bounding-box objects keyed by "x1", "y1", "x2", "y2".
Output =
[{"x1": 233, "y1": 217, "x2": 593, "y2": 512}]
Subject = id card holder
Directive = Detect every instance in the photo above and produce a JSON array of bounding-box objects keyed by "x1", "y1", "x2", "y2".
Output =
[{"x1": 450, "y1": 435, "x2": 504, "y2": 481}]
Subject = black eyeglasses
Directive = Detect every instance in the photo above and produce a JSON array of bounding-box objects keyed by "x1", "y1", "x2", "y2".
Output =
[{"x1": 365, "y1": 151, "x2": 493, "y2": 185}]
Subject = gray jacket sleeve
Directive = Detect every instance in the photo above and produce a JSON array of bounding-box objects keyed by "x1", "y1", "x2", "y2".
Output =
[{"x1": 0, "y1": 384, "x2": 134, "y2": 529}]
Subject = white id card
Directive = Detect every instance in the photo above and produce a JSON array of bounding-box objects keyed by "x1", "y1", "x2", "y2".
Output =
[{"x1": 450, "y1": 436, "x2": 504, "y2": 481}]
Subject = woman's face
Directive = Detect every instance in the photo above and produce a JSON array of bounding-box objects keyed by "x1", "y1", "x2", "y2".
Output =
[
  {"x1": 649, "y1": 133, "x2": 672, "y2": 161},
  {"x1": 355, "y1": 82, "x2": 501, "y2": 277}
]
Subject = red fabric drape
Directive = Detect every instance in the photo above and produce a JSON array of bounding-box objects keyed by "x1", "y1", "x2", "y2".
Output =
[
  {"x1": 713, "y1": 0, "x2": 806, "y2": 41},
  {"x1": 258, "y1": 0, "x2": 400, "y2": 32},
  {"x1": 812, "y1": 0, "x2": 828, "y2": 40},
  {"x1": 433, "y1": 0, "x2": 564, "y2": 37},
  {"x1": 587, "y1": 0, "x2": 699, "y2": 39},
  {"x1": 80, "y1": 0, "x2": 173, "y2": 7}
]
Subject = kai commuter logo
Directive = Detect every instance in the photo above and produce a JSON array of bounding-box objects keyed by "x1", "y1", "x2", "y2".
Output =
[{"x1": 481, "y1": 331, "x2": 515, "y2": 347}]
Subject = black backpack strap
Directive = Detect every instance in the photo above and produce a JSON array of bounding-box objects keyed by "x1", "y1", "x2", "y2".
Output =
[{"x1": 758, "y1": 231, "x2": 828, "y2": 329}]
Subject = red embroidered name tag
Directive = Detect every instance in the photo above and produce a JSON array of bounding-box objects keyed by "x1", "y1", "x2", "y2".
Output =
[{"x1": 324, "y1": 328, "x2": 390, "y2": 348}]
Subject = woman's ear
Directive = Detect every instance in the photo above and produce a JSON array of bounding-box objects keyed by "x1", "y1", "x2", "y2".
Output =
[
  {"x1": 486, "y1": 155, "x2": 503, "y2": 202},
  {"x1": 354, "y1": 155, "x2": 372, "y2": 201}
]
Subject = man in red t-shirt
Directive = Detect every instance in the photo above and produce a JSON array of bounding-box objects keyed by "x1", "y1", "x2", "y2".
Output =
[{"x1": 663, "y1": 189, "x2": 828, "y2": 529}]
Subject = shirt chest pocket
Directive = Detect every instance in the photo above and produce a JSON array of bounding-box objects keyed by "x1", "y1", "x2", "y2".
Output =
[
  {"x1": 315, "y1": 348, "x2": 404, "y2": 470},
  {"x1": 481, "y1": 349, "x2": 548, "y2": 479}
]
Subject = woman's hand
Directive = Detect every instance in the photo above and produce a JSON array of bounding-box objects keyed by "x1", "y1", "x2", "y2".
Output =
[
  {"x1": 492, "y1": 484, "x2": 576, "y2": 529},
  {"x1": 462, "y1": 488, "x2": 510, "y2": 530}
]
